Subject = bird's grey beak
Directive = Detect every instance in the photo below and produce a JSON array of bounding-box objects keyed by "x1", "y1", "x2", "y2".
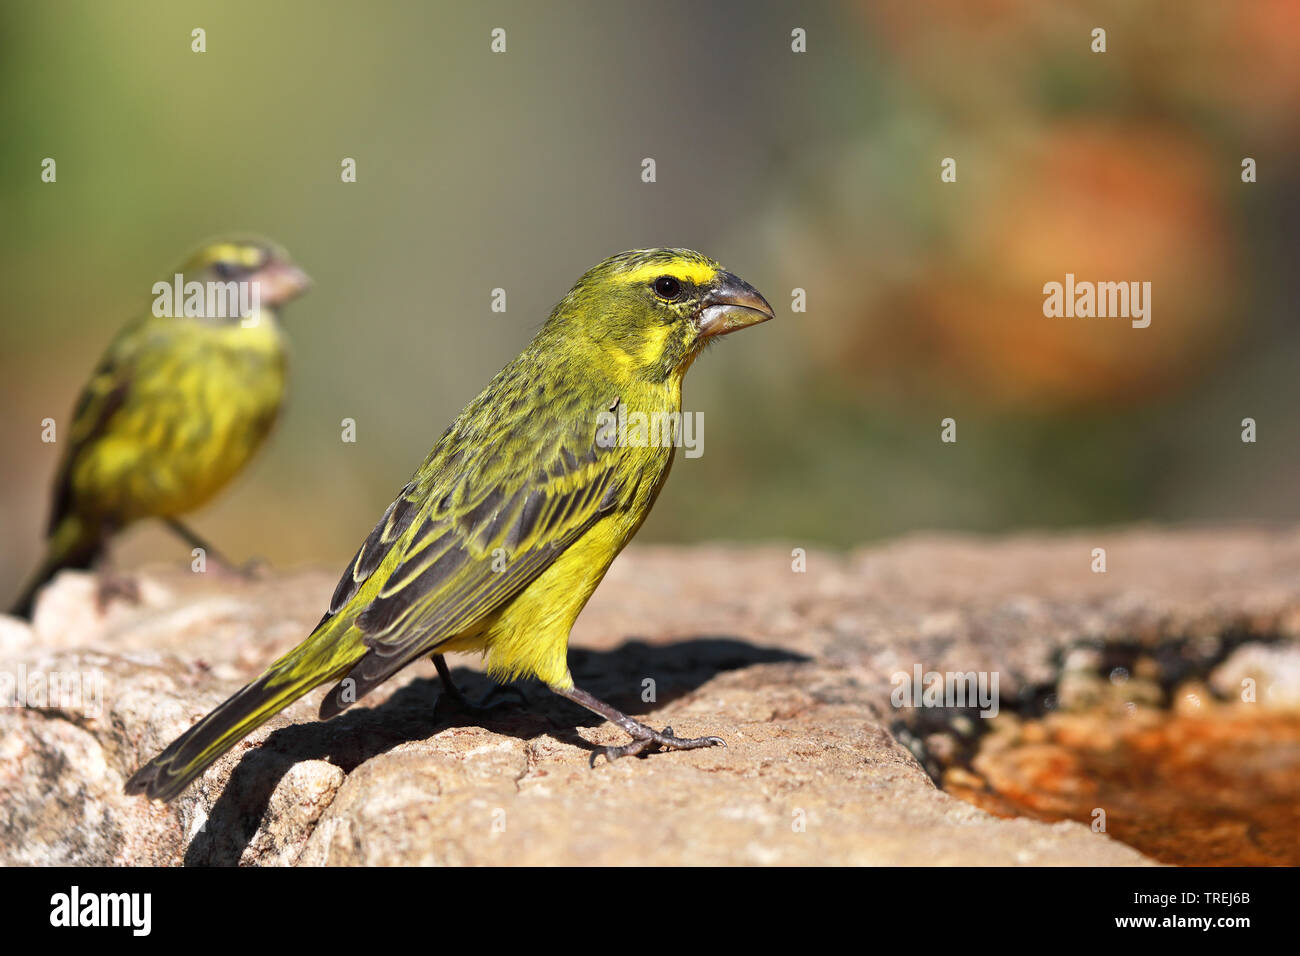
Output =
[
  {"x1": 255, "y1": 261, "x2": 312, "y2": 307},
  {"x1": 696, "y1": 271, "x2": 774, "y2": 338}
]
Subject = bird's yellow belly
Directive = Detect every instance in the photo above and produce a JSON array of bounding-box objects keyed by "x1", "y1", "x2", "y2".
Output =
[
  {"x1": 466, "y1": 524, "x2": 624, "y2": 687},
  {"x1": 444, "y1": 450, "x2": 673, "y2": 688}
]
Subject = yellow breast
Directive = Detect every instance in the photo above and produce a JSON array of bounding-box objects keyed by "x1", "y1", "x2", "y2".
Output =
[{"x1": 70, "y1": 314, "x2": 289, "y2": 523}]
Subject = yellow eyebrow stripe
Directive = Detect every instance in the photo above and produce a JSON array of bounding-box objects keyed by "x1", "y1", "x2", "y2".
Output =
[
  {"x1": 196, "y1": 243, "x2": 263, "y2": 268},
  {"x1": 616, "y1": 261, "x2": 719, "y2": 287}
]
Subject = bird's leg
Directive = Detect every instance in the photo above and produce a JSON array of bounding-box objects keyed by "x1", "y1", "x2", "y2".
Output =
[
  {"x1": 92, "y1": 541, "x2": 139, "y2": 613},
  {"x1": 164, "y1": 518, "x2": 262, "y2": 578},
  {"x1": 431, "y1": 654, "x2": 526, "y2": 716},
  {"x1": 550, "y1": 684, "x2": 726, "y2": 767}
]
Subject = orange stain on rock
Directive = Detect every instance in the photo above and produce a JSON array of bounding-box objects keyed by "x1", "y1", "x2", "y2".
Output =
[{"x1": 946, "y1": 704, "x2": 1300, "y2": 865}]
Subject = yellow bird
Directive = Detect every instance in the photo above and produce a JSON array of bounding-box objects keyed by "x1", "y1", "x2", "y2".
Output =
[
  {"x1": 127, "y1": 248, "x2": 772, "y2": 801},
  {"x1": 10, "y1": 239, "x2": 309, "y2": 618}
]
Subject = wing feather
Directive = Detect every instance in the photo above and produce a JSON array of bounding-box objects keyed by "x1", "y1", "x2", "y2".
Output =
[
  {"x1": 48, "y1": 358, "x2": 133, "y2": 532},
  {"x1": 316, "y1": 384, "x2": 627, "y2": 715}
]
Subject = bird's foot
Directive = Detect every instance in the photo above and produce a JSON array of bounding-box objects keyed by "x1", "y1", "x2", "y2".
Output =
[
  {"x1": 548, "y1": 685, "x2": 727, "y2": 767},
  {"x1": 94, "y1": 572, "x2": 140, "y2": 614},
  {"x1": 431, "y1": 653, "x2": 526, "y2": 719},
  {"x1": 434, "y1": 680, "x2": 527, "y2": 720},
  {"x1": 589, "y1": 723, "x2": 726, "y2": 767}
]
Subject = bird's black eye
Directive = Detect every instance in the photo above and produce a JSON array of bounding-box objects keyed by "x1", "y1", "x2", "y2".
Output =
[
  {"x1": 213, "y1": 260, "x2": 239, "y2": 280},
  {"x1": 653, "y1": 276, "x2": 682, "y2": 300}
]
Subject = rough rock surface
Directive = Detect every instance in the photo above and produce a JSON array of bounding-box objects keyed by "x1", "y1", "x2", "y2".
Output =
[{"x1": 4, "y1": 526, "x2": 1299, "y2": 866}]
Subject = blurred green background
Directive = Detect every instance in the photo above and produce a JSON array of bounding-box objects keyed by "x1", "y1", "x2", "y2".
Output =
[{"x1": 3, "y1": 0, "x2": 1299, "y2": 596}]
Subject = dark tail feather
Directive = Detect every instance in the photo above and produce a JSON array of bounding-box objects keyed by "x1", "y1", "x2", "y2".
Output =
[
  {"x1": 319, "y1": 643, "x2": 423, "y2": 720},
  {"x1": 125, "y1": 631, "x2": 365, "y2": 802},
  {"x1": 9, "y1": 516, "x2": 101, "y2": 619}
]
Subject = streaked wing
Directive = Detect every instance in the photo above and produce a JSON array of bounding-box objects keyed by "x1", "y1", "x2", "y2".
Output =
[
  {"x1": 359, "y1": 447, "x2": 619, "y2": 646},
  {"x1": 318, "y1": 386, "x2": 624, "y2": 703},
  {"x1": 47, "y1": 327, "x2": 145, "y2": 532}
]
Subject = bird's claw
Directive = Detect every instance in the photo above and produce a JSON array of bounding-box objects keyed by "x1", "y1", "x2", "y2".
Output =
[
  {"x1": 588, "y1": 724, "x2": 727, "y2": 768},
  {"x1": 94, "y1": 572, "x2": 141, "y2": 614}
]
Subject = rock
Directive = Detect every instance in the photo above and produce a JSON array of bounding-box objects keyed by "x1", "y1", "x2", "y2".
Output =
[
  {"x1": 4, "y1": 526, "x2": 1299, "y2": 866},
  {"x1": 947, "y1": 700, "x2": 1300, "y2": 866},
  {"x1": 1211, "y1": 644, "x2": 1300, "y2": 708}
]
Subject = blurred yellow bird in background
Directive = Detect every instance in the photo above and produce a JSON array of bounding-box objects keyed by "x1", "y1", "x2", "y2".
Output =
[{"x1": 9, "y1": 239, "x2": 309, "y2": 618}]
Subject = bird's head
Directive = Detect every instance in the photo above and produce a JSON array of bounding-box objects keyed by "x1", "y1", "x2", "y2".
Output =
[
  {"x1": 177, "y1": 238, "x2": 311, "y2": 319},
  {"x1": 550, "y1": 248, "x2": 773, "y2": 382}
]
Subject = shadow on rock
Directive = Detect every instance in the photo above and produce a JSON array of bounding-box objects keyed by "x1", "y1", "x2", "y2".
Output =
[{"x1": 184, "y1": 635, "x2": 806, "y2": 865}]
